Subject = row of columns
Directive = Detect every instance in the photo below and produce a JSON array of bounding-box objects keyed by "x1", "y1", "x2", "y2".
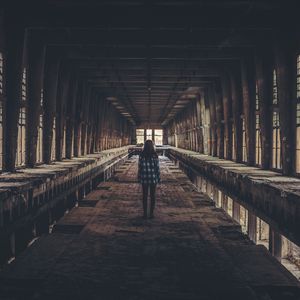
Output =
[
  {"x1": 2, "y1": 17, "x2": 134, "y2": 172},
  {"x1": 166, "y1": 36, "x2": 298, "y2": 176}
]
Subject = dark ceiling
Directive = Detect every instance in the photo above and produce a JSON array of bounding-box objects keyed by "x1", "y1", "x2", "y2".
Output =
[{"x1": 2, "y1": 0, "x2": 299, "y2": 127}]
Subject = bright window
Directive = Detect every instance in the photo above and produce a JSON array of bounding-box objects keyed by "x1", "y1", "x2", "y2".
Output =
[
  {"x1": 272, "y1": 70, "x2": 281, "y2": 170},
  {"x1": 136, "y1": 129, "x2": 144, "y2": 144},
  {"x1": 154, "y1": 129, "x2": 163, "y2": 145},
  {"x1": 239, "y1": 205, "x2": 248, "y2": 234},
  {"x1": 242, "y1": 116, "x2": 247, "y2": 162},
  {"x1": 296, "y1": 55, "x2": 300, "y2": 173},
  {"x1": 51, "y1": 117, "x2": 56, "y2": 161},
  {"x1": 256, "y1": 217, "x2": 269, "y2": 249},
  {"x1": 255, "y1": 82, "x2": 261, "y2": 166},
  {"x1": 36, "y1": 89, "x2": 43, "y2": 163},
  {"x1": 16, "y1": 68, "x2": 27, "y2": 167},
  {"x1": 146, "y1": 129, "x2": 152, "y2": 141},
  {"x1": 62, "y1": 122, "x2": 66, "y2": 159},
  {"x1": 232, "y1": 124, "x2": 236, "y2": 160}
]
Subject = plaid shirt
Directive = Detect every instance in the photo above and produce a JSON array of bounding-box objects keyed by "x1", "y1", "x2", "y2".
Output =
[{"x1": 138, "y1": 154, "x2": 160, "y2": 184}]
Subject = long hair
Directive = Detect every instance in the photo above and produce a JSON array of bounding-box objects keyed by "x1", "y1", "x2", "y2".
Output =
[{"x1": 141, "y1": 140, "x2": 158, "y2": 158}]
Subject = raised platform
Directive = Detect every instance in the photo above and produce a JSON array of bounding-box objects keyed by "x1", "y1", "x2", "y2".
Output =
[
  {"x1": 0, "y1": 156, "x2": 299, "y2": 299},
  {"x1": 0, "y1": 146, "x2": 132, "y2": 265},
  {"x1": 167, "y1": 147, "x2": 300, "y2": 247}
]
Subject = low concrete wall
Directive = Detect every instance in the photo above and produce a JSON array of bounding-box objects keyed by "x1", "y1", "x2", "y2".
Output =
[
  {"x1": 0, "y1": 146, "x2": 132, "y2": 265},
  {"x1": 167, "y1": 147, "x2": 300, "y2": 247}
]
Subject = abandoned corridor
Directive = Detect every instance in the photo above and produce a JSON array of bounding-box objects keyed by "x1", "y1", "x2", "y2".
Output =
[
  {"x1": 1, "y1": 1, "x2": 300, "y2": 299},
  {"x1": 0, "y1": 156, "x2": 298, "y2": 300}
]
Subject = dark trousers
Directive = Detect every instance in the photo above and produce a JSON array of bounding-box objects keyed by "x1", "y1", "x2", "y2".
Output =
[{"x1": 142, "y1": 184, "x2": 156, "y2": 216}]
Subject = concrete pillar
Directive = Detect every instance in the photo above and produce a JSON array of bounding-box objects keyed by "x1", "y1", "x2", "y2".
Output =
[
  {"x1": 221, "y1": 73, "x2": 233, "y2": 160},
  {"x1": 66, "y1": 74, "x2": 78, "y2": 159},
  {"x1": 248, "y1": 212, "x2": 257, "y2": 242},
  {"x1": 81, "y1": 123, "x2": 87, "y2": 155},
  {"x1": 74, "y1": 83, "x2": 83, "y2": 157},
  {"x1": 43, "y1": 48, "x2": 60, "y2": 164},
  {"x1": 56, "y1": 63, "x2": 70, "y2": 161},
  {"x1": 214, "y1": 80, "x2": 224, "y2": 158},
  {"x1": 241, "y1": 56, "x2": 256, "y2": 165},
  {"x1": 274, "y1": 37, "x2": 297, "y2": 175},
  {"x1": 230, "y1": 67, "x2": 243, "y2": 163},
  {"x1": 255, "y1": 48, "x2": 273, "y2": 170},
  {"x1": 3, "y1": 21, "x2": 25, "y2": 171},
  {"x1": 269, "y1": 229, "x2": 282, "y2": 261},
  {"x1": 208, "y1": 85, "x2": 217, "y2": 156},
  {"x1": 233, "y1": 202, "x2": 240, "y2": 223},
  {"x1": 162, "y1": 127, "x2": 168, "y2": 145},
  {"x1": 195, "y1": 95, "x2": 204, "y2": 153},
  {"x1": 26, "y1": 32, "x2": 46, "y2": 167}
]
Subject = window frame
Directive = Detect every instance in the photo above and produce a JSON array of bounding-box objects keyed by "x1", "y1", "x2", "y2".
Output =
[{"x1": 271, "y1": 69, "x2": 282, "y2": 171}]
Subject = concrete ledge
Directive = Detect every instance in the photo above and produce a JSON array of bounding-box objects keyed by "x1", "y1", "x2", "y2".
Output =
[
  {"x1": 0, "y1": 146, "x2": 132, "y2": 264},
  {"x1": 167, "y1": 147, "x2": 300, "y2": 246}
]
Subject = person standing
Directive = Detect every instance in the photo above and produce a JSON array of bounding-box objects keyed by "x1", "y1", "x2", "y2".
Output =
[{"x1": 137, "y1": 140, "x2": 160, "y2": 219}]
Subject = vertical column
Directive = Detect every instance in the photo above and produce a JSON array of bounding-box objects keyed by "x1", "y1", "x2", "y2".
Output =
[
  {"x1": 269, "y1": 229, "x2": 282, "y2": 261},
  {"x1": 3, "y1": 23, "x2": 25, "y2": 171},
  {"x1": 208, "y1": 85, "x2": 217, "y2": 156},
  {"x1": 232, "y1": 202, "x2": 240, "y2": 223},
  {"x1": 81, "y1": 86, "x2": 91, "y2": 154},
  {"x1": 248, "y1": 212, "x2": 257, "y2": 242},
  {"x1": 65, "y1": 73, "x2": 78, "y2": 159},
  {"x1": 56, "y1": 63, "x2": 70, "y2": 161},
  {"x1": 274, "y1": 38, "x2": 296, "y2": 175},
  {"x1": 74, "y1": 82, "x2": 84, "y2": 157},
  {"x1": 43, "y1": 48, "x2": 60, "y2": 164},
  {"x1": 230, "y1": 67, "x2": 243, "y2": 163},
  {"x1": 255, "y1": 48, "x2": 273, "y2": 170},
  {"x1": 162, "y1": 126, "x2": 168, "y2": 145},
  {"x1": 26, "y1": 31, "x2": 46, "y2": 167},
  {"x1": 241, "y1": 55, "x2": 256, "y2": 165},
  {"x1": 221, "y1": 72, "x2": 233, "y2": 160},
  {"x1": 195, "y1": 95, "x2": 204, "y2": 153},
  {"x1": 214, "y1": 80, "x2": 224, "y2": 158}
]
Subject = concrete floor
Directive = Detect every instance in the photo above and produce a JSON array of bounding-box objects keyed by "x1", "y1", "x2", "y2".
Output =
[{"x1": 0, "y1": 156, "x2": 299, "y2": 300}]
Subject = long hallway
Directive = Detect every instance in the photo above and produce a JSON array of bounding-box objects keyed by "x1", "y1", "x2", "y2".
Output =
[{"x1": 0, "y1": 156, "x2": 298, "y2": 300}]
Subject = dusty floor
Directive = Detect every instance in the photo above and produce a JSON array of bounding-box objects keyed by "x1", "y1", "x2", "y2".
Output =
[{"x1": 0, "y1": 156, "x2": 299, "y2": 300}]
